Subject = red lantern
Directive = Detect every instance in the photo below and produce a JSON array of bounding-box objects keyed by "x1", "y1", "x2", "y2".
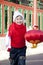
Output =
[{"x1": 25, "y1": 30, "x2": 43, "y2": 48}]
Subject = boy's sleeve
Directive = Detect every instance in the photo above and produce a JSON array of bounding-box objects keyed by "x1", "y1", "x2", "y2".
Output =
[{"x1": 5, "y1": 32, "x2": 11, "y2": 52}]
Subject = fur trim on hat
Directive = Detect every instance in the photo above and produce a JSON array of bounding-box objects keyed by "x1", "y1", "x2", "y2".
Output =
[{"x1": 13, "y1": 10, "x2": 24, "y2": 22}]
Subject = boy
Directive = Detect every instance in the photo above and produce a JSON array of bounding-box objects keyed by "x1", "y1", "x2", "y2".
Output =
[{"x1": 6, "y1": 10, "x2": 26, "y2": 65}]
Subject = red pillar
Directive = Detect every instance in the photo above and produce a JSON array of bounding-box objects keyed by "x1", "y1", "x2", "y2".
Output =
[
  {"x1": 33, "y1": 0, "x2": 38, "y2": 25},
  {"x1": 2, "y1": 4, "x2": 4, "y2": 36}
]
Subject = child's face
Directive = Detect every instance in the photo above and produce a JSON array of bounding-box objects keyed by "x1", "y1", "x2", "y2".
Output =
[{"x1": 15, "y1": 16, "x2": 23, "y2": 25}]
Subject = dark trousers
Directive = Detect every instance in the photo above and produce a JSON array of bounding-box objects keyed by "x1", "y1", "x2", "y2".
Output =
[{"x1": 9, "y1": 46, "x2": 26, "y2": 65}]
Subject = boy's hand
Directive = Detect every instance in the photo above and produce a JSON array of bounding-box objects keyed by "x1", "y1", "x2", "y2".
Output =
[{"x1": 7, "y1": 48, "x2": 11, "y2": 52}]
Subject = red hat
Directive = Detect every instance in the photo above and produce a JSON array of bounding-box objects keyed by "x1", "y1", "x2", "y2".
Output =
[{"x1": 33, "y1": 25, "x2": 38, "y2": 28}]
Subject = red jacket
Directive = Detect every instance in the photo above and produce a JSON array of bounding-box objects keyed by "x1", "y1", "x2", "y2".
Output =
[{"x1": 8, "y1": 22, "x2": 26, "y2": 48}]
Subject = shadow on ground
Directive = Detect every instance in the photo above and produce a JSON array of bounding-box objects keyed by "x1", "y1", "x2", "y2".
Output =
[
  {"x1": 0, "y1": 59, "x2": 10, "y2": 65},
  {"x1": 26, "y1": 53, "x2": 43, "y2": 60},
  {"x1": 26, "y1": 53, "x2": 43, "y2": 65}
]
